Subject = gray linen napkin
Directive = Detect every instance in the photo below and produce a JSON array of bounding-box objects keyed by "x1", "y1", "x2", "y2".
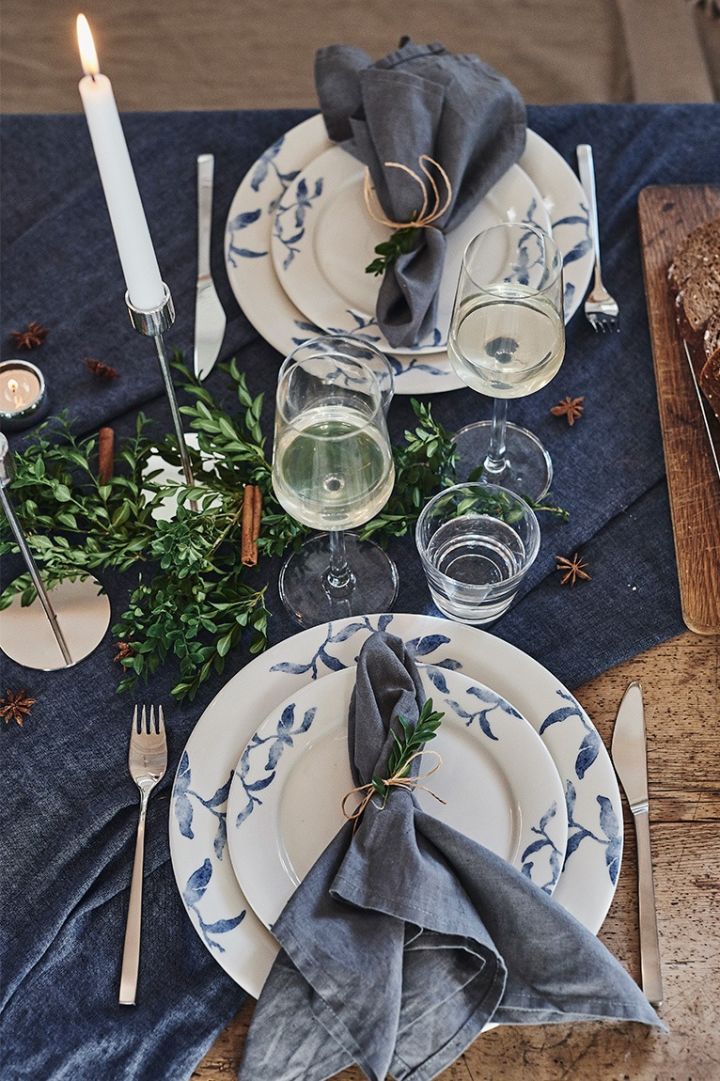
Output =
[
  {"x1": 315, "y1": 40, "x2": 527, "y2": 349},
  {"x1": 239, "y1": 633, "x2": 663, "y2": 1081}
]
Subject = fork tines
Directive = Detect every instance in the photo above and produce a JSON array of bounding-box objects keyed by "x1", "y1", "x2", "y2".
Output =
[
  {"x1": 588, "y1": 313, "x2": 620, "y2": 334},
  {"x1": 133, "y1": 704, "x2": 165, "y2": 735}
]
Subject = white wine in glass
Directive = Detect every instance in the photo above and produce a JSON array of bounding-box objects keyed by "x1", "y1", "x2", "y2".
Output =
[
  {"x1": 272, "y1": 343, "x2": 398, "y2": 627},
  {"x1": 448, "y1": 224, "x2": 565, "y2": 500},
  {"x1": 273, "y1": 404, "x2": 395, "y2": 531}
]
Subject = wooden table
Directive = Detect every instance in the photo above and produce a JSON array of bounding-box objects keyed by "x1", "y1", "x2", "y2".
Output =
[{"x1": 193, "y1": 629, "x2": 720, "y2": 1081}]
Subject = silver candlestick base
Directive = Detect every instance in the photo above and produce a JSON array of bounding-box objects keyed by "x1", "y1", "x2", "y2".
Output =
[
  {"x1": 0, "y1": 434, "x2": 110, "y2": 670},
  {"x1": 126, "y1": 283, "x2": 196, "y2": 495}
]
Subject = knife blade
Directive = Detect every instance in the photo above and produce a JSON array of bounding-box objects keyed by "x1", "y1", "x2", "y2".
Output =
[
  {"x1": 611, "y1": 681, "x2": 664, "y2": 1007},
  {"x1": 194, "y1": 154, "x2": 226, "y2": 381},
  {"x1": 682, "y1": 339, "x2": 720, "y2": 483}
]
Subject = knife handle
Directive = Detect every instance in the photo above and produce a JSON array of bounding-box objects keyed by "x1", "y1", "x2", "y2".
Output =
[
  {"x1": 576, "y1": 144, "x2": 602, "y2": 285},
  {"x1": 633, "y1": 806, "x2": 664, "y2": 1007},
  {"x1": 197, "y1": 154, "x2": 214, "y2": 280}
]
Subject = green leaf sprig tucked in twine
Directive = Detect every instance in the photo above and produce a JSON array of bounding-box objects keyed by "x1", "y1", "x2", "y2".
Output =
[
  {"x1": 342, "y1": 698, "x2": 446, "y2": 825},
  {"x1": 365, "y1": 226, "x2": 419, "y2": 277},
  {"x1": 0, "y1": 357, "x2": 567, "y2": 701}
]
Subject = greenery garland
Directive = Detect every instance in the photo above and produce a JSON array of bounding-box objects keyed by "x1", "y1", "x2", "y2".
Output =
[{"x1": 0, "y1": 357, "x2": 567, "y2": 700}]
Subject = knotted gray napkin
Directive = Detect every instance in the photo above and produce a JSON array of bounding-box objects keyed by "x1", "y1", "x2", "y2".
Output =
[
  {"x1": 315, "y1": 40, "x2": 527, "y2": 349},
  {"x1": 239, "y1": 633, "x2": 662, "y2": 1081}
]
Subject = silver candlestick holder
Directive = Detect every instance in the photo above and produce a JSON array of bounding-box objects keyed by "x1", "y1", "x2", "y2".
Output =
[
  {"x1": 126, "y1": 283, "x2": 196, "y2": 496},
  {"x1": 0, "y1": 433, "x2": 111, "y2": 670}
]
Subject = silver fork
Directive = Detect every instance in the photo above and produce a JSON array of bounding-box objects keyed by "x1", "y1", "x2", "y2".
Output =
[
  {"x1": 119, "y1": 705, "x2": 167, "y2": 1006},
  {"x1": 576, "y1": 144, "x2": 619, "y2": 333}
]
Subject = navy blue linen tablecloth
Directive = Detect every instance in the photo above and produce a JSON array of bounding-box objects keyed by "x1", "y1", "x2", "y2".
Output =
[{"x1": 0, "y1": 104, "x2": 717, "y2": 1079}]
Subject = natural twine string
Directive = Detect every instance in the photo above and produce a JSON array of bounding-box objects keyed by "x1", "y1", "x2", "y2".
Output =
[
  {"x1": 363, "y1": 155, "x2": 453, "y2": 231},
  {"x1": 341, "y1": 749, "x2": 446, "y2": 830}
]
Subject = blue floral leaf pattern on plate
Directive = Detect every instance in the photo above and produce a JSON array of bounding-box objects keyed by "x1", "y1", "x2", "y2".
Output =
[
  {"x1": 213, "y1": 816, "x2": 227, "y2": 860},
  {"x1": 320, "y1": 652, "x2": 346, "y2": 672},
  {"x1": 539, "y1": 704, "x2": 579, "y2": 734},
  {"x1": 563, "y1": 239, "x2": 593, "y2": 266},
  {"x1": 202, "y1": 914, "x2": 246, "y2": 935},
  {"x1": 575, "y1": 730, "x2": 601, "y2": 779},
  {"x1": 270, "y1": 660, "x2": 313, "y2": 675},
  {"x1": 244, "y1": 774, "x2": 276, "y2": 792},
  {"x1": 407, "y1": 634, "x2": 452, "y2": 657},
  {"x1": 207, "y1": 777, "x2": 233, "y2": 808},
  {"x1": 426, "y1": 668, "x2": 449, "y2": 694},
  {"x1": 564, "y1": 829, "x2": 586, "y2": 860},
  {"x1": 175, "y1": 794, "x2": 194, "y2": 840},
  {"x1": 598, "y1": 794, "x2": 620, "y2": 843},
  {"x1": 183, "y1": 859, "x2": 213, "y2": 906},
  {"x1": 553, "y1": 214, "x2": 591, "y2": 228},
  {"x1": 328, "y1": 622, "x2": 370, "y2": 643},
  {"x1": 175, "y1": 751, "x2": 191, "y2": 794},
  {"x1": 229, "y1": 209, "x2": 262, "y2": 230},
  {"x1": 231, "y1": 247, "x2": 267, "y2": 259},
  {"x1": 520, "y1": 837, "x2": 549, "y2": 859}
]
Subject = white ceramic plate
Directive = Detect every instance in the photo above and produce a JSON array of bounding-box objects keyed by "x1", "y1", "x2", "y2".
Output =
[
  {"x1": 224, "y1": 116, "x2": 593, "y2": 394},
  {"x1": 170, "y1": 614, "x2": 622, "y2": 997},
  {"x1": 270, "y1": 147, "x2": 550, "y2": 356},
  {"x1": 228, "y1": 664, "x2": 568, "y2": 929}
]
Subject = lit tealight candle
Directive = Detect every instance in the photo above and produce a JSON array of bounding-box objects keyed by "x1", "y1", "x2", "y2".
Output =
[
  {"x1": 0, "y1": 361, "x2": 48, "y2": 432},
  {"x1": 76, "y1": 13, "x2": 165, "y2": 312}
]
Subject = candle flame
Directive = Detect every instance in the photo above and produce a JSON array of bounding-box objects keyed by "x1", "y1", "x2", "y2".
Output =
[
  {"x1": 77, "y1": 14, "x2": 99, "y2": 76},
  {"x1": 8, "y1": 379, "x2": 18, "y2": 396}
]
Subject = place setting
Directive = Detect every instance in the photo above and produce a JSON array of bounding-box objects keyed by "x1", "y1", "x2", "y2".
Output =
[{"x1": 2, "y1": 11, "x2": 718, "y2": 1081}]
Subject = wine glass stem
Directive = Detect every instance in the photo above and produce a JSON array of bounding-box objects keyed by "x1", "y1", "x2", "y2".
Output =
[
  {"x1": 324, "y1": 530, "x2": 355, "y2": 597},
  {"x1": 483, "y1": 397, "x2": 509, "y2": 477}
]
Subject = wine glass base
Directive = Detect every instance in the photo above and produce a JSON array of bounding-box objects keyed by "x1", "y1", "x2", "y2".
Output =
[
  {"x1": 453, "y1": 421, "x2": 553, "y2": 502},
  {"x1": 279, "y1": 533, "x2": 399, "y2": 629}
]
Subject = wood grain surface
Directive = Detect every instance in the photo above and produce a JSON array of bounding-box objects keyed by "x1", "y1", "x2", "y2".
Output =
[
  {"x1": 638, "y1": 185, "x2": 720, "y2": 634},
  {"x1": 193, "y1": 631, "x2": 720, "y2": 1081}
]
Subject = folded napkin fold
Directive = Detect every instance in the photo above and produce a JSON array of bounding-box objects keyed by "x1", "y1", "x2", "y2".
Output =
[
  {"x1": 239, "y1": 632, "x2": 663, "y2": 1081},
  {"x1": 315, "y1": 40, "x2": 527, "y2": 348}
]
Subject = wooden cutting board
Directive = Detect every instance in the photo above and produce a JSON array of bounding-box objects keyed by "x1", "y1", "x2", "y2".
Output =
[{"x1": 638, "y1": 185, "x2": 720, "y2": 635}]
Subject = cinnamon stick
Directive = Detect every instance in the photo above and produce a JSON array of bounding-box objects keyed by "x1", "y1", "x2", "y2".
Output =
[
  {"x1": 252, "y1": 485, "x2": 263, "y2": 547},
  {"x1": 241, "y1": 484, "x2": 257, "y2": 566},
  {"x1": 98, "y1": 426, "x2": 115, "y2": 485}
]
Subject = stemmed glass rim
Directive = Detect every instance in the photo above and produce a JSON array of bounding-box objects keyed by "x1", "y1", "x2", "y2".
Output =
[
  {"x1": 275, "y1": 348, "x2": 386, "y2": 437},
  {"x1": 415, "y1": 480, "x2": 541, "y2": 590},
  {"x1": 460, "y1": 221, "x2": 564, "y2": 297}
]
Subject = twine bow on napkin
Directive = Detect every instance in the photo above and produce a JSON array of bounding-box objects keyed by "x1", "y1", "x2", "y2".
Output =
[{"x1": 316, "y1": 40, "x2": 528, "y2": 348}]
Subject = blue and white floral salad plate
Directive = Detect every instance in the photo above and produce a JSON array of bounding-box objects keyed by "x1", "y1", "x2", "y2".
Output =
[
  {"x1": 269, "y1": 149, "x2": 550, "y2": 357},
  {"x1": 226, "y1": 664, "x2": 568, "y2": 930},
  {"x1": 169, "y1": 614, "x2": 622, "y2": 997},
  {"x1": 224, "y1": 115, "x2": 593, "y2": 394}
]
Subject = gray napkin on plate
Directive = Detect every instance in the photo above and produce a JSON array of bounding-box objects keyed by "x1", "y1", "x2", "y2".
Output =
[
  {"x1": 315, "y1": 40, "x2": 527, "y2": 349},
  {"x1": 239, "y1": 632, "x2": 663, "y2": 1081}
]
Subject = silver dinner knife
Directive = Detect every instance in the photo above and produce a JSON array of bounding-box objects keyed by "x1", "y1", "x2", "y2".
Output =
[
  {"x1": 682, "y1": 340, "x2": 720, "y2": 483},
  {"x1": 611, "y1": 681, "x2": 664, "y2": 1007},
  {"x1": 194, "y1": 153, "x2": 226, "y2": 380}
]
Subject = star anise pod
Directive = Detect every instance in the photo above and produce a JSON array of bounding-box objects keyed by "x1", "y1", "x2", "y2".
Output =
[
  {"x1": 85, "y1": 358, "x2": 119, "y2": 380},
  {"x1": 11, "y1": 321, "x2": 48, "y2": 350},
  {"x1": 0, "y1": 689, "x2": 36, "y2": 726},
  {"x1": 556, "y1": 553, "x2": 592, "y2": 587},
  {"x1": 113, "y1": 641, "x2": 134, "y2": 663},
  {"x1": 550, "y1": 396, "x2": 585, "y2": 426}
]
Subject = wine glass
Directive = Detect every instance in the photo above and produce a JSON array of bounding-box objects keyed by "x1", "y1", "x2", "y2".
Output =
[
  {"x1": 448, "y1": 222, "x2": 565, "y2": 500},
  {"x1": 272, "y1": 345, "x2": 398, "y2": 627},
  {"x1": 278, "y1": 334, "x2": 395, "y2": 415}
]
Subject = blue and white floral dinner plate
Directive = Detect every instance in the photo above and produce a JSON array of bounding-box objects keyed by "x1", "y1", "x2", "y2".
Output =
[
  {"x1": 224, "y1": 115, "x2": 593, "y2": 394},
  {"x1": 270, "y1": 148, "x2": 550, "y2": 356},
  {"x1": 226, "y1": 663, "x2": 568, "y2": 930},
  {"x1": 170, "y1": 614, "x2": 622, "y2": 997}
]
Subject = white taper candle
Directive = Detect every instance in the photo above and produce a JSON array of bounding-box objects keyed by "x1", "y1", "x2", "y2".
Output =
[{"x1": 76, "y1": 14, "x2": 165, "y2": 311}]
